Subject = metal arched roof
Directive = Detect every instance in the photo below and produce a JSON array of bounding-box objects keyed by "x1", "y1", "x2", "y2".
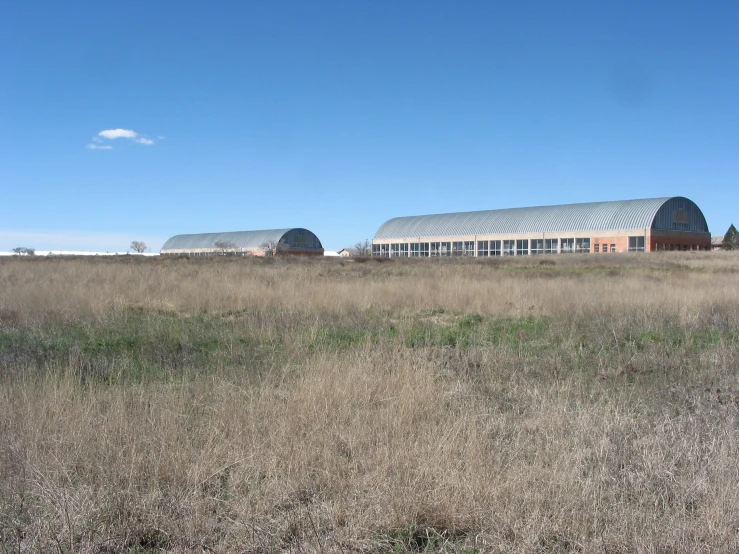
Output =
[
  {"x1": 161, "y1": 228, "x2": 317, "y2": 252},
  {"x1": 374, "y1": 197, "x2": 708, "y2": 239}
]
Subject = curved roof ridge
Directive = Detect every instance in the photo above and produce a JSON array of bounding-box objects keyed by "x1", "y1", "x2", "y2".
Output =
[
  {"x1": 162, "y1": 228, "x2": 295, "y2": 251},
  {"x1": 373, "y1": 198, "x2": 677, "y2": 239}
]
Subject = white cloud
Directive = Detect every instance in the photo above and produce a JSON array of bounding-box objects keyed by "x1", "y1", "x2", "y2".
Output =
[
  {"x1": 88, "y1": 128, "x2": 157, "y2": 149},
  {"x1": 99, "y1": 128, "x2": 138, "y2": 140}
]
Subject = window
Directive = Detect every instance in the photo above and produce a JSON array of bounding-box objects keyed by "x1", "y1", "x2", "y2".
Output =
[
  {"x1": 628, "y1": 236, "x2": 645, "y2": 252},
  {"x1": 477, "y1": 240, "x2": 488, "y2": 256},
  {"x1": 544, "y1": 239, "x2": 558, "y2": 254},
  {"x1": 389, "y1": 243, "x2": 409, "y2": 257},
  {"x1": 516, "y1": 239, "x2": 529, "y2": 255},
  {"x1": 430, "y1": 242, "x2": 451, "y2": 256},
  {"x1": 531, "y1": 239, "x2": 544, "y2": 254},
  {"x1": 490, "y1": 240, "x2": 501, "y2": 256},
  {"x1": 560, "y1": 238, "x2": 574, "y2": 253},
  {"x1": 452, "y1": 242, "x2": 464, "y2": 256},
  {"x1": 610, "y1": 244, "x2": 616, "y2": 253},
  {"x1": 464, "y1": 241, "x2": 475, "y2": 256},
  {"x1": 372, "y1": 244, "x2": 381, "y2": 256},
  {"x1": 594, "y1": 244, "x2": 600, "y2": 253},
  {"x1": 410, "y1": 243, "x2": 420, "y2": 257},
  {"x1": 575, "y1": 238, "x2": 590, "y2": 253},
  {"x1": 419, "y1": 242, "x2": 429, "y2": 257},
  {"x1": 503, "y1": 240, "x2": 515, "y2": 255}
]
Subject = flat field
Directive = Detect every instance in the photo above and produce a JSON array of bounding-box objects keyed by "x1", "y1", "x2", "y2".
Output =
[{"x1": 1, "y1": 253, "x2": 738, "y2": 553}]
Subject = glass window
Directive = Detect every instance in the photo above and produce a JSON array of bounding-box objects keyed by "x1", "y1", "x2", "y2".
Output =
[
  {"x1": 575, "y1": 238, "x2": 590, "y2": 253},
  {"x1": 531, "y1": 239, "x2": 543, "y2": 254},
  {"x1": 372, "y1": 244, "x2": 381, "y2": 256},
  {"x1": 544, "y1": 239, "x2": 557, "y2": 254},
  {"x1": 419, "y1": 242, "x2": 429, "y2": 257},
  {"x1": 390, "y1": 243, "x2": 400, "y2": 257},
  {"x1": 561, "y1": 238, "x2": 574, "y2": 253},
  {"x1": 410, "y1": 243, "x2": 420, "y2": 257},
  {"x1": 594, "y1": 244, "x2": 600, "y2": 253},
  {"x1": 628, "y1": 236, "x2": 645, "y2": 252},
  {"x1": 452, "y1": 242, "x2": 464, "y2": 256},
  {"x1": 430, "y1": 242, "x2": 450, "y2": 256},
  {"x1": 490, "y1": 240, "x2": 501, "y2": 256},
  {"x1": 611, "y1": 244, "x2": 616, "y2": 253},
  {"x1": 477, "y1": 240, "x2": 488, "y2": 257},
  {"x1": 464, "y1": 241, "x2": 475, "y2": 256},
  {"x1": 399, "y1": 243, "x2": 409, "y2": 257},
  {"x1": 503, "y1": 240, "x2": 515, "y2": 256},
  {"x1": 516, "y1": 239, "x2": 529, "y2": 255}
]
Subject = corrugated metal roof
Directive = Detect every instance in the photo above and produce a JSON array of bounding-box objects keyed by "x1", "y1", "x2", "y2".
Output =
[
  {"x1": 161, "y1": 229, "x2": 293, "y2": 251},
  {"x1": 374, "y1": 197, "x2": 705, "y2": 239}
]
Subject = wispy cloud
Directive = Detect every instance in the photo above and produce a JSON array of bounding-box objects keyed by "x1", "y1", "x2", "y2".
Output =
[{"x1": 87, "y1": 128, "x2": 156, "y2": 149}]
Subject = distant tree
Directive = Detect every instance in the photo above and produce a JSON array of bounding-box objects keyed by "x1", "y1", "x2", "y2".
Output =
[
  {"x1": 354, "y1": 239, "x2": 371, "y2": 256},
  {"x1": 721, "y1": 224, "x2": 739, "y2": 250},
  {"x1": 214, "y1": 240, "x2": 237, "y2": 255},
  {"x1": 12, "y1": 247, "x2": 35, "y2": 256},
  {"x1": 130, "y1": 241, "x2": 148, "y2": 253},
  {"x1": 261, "y1": 239, "x2": 289, "y2": 257}
]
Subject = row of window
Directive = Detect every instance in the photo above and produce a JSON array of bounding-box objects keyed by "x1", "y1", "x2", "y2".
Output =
[
  {"x1": 372, "y1": 236, "x2": 652, "y2": 257},
  {"x1": 656, "y1": 243, "x2": 703, "y2": 251}
]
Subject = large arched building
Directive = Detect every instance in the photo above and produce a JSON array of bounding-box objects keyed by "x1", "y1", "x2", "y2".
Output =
[
  {"x1": 161, "y1": 228, "x2": 324, "y2": 256},
  {"x1": 372, "y1": 197, "x2": 710, "y2": 256}
]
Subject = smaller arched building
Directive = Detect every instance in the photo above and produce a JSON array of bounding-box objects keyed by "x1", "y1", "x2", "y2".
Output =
[
  {"x1": 161, "y1": 228, "x2": 324, "y2": 256},
  {"x1": 372, "y1": 197, "x2": 710, "y2": 256}
]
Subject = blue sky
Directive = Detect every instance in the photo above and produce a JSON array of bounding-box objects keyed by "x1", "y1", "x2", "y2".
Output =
[{"x1": 1, "y1": 0, "x2": 737, "y2": 252}]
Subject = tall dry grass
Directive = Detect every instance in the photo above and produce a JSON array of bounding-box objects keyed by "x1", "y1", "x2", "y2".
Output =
[
  {"x1": 1, "y1": 253, "x2": 739, "y2": 552},
  {"x1": 1, "y1": 252, "x2": 738, "y2": 323}
]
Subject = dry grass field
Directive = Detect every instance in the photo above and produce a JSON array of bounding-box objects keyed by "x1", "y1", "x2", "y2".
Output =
[{"x1": 1, "y1": 253, "x2": 739, "y2": 553}]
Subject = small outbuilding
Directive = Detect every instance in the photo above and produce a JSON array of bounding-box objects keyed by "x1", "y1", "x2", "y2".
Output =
[
  {"x1": 161, "y1": 228, "x2": 324, "y2": 256},
  {"x1": 338, "y1": 248, "x2": 360, "y2": 257}
]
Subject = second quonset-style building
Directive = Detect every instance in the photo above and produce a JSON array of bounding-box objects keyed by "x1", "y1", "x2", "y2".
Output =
[
  {"x1": 160, "y1": 228, "x2": 324, "y2": 256},
  {"x1": 372, "y1": 197, "x2": 710, "y2": 256}
]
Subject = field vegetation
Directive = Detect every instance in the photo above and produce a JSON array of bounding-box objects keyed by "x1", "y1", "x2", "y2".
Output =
[{"x1": 1, "y1": 253, "x2": 739, "y2": 553}]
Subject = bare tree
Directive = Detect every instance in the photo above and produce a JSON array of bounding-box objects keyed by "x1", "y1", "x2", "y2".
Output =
[
  {"x1": 12, "y1": 246, "x2": 35, "y2": 256},
  {"x1": 214, "y1": 240, "x2": 237, "y2": 255},
  {"x1": 354, "y1": 239, "x2": 371, "y2": 256},
  {"x1": 130, "y1": 241, "x2": 148, "y2": 253},
  {"x1": 261, "y1": 239, "x2": 289, "y2": 257}
]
